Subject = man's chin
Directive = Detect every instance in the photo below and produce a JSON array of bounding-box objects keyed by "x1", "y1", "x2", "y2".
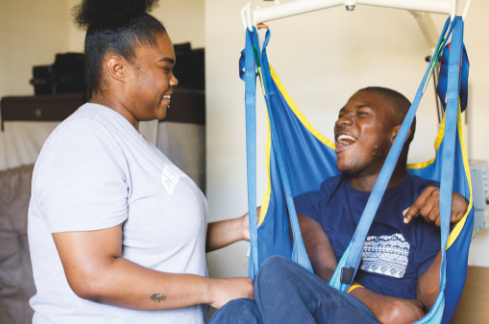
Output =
[{"x1": 336, "y1": 159, "x2": 356, "y2": 175}]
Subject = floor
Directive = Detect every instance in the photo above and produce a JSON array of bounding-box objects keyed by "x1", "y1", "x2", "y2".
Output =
[{"x1": 451, "y1": 266, "x2": 489, "y2": 324}]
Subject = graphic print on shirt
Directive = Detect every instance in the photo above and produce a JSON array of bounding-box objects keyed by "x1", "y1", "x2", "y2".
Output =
[
  {"x1": 161, "y1": 164, "x2": 181, "y2": 194},
  {"x1": 360, "y1": 233, "x2": 410, "y2": 278}
]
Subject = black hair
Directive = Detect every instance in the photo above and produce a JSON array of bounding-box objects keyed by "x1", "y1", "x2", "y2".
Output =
[
  {"x1": 73, "y1": 0, "x2": 166, "y2": 92},
  {"x1": 360, "y1": 86, "x2": 416, "y2": 144}
]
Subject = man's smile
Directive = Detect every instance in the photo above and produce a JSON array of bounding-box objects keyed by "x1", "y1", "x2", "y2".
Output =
[{"x1": 335, "y1": 134, "x2": 357, "y2": 152}]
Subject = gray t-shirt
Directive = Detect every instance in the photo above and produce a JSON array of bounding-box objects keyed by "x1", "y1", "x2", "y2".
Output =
[{"x1": 28, "y1": 103, "x2": 208, "y2": 324}]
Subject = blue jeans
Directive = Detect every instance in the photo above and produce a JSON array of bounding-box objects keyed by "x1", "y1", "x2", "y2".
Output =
[{"x1": 210, "y1": 256, "x2": 379, "y2": 324}]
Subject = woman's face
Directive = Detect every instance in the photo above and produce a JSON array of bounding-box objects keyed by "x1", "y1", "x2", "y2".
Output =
[{"x1": 123, "y1": 31, "x2": 178, "y2": 122}]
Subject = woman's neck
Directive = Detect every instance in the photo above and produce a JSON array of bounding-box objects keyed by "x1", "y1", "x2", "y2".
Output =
[{"x1": 90, "y1": 92, "x2": 140, "y2": 131}]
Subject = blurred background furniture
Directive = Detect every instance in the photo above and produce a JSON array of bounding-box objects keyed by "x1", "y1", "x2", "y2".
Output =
[{"x1": 0, "y1": 164, "x2": 35, "y2": 324}]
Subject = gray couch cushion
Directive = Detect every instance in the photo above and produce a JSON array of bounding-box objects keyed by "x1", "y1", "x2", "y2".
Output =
[{"x1": 0, "y1": 164, "x2": 35, "y2": 324}]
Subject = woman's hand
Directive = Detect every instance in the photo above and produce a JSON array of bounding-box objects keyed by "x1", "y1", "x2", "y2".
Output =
[
  {"x1": 208, "y1": 277, "x2": 255, "y2": 309},
  {"x1": 206, "y1": 207, "x2": 260, "y2": 252},
  {"x1": 240, "y1": 206, "x2": 261, "y2": 242},
  {"x1": 240, "y1": 212, "x2": 250, "y2": 241}
]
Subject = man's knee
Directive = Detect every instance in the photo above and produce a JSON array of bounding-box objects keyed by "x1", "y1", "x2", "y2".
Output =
[
  {"x1": 262, "y1": 255, "x2": 310, "y2": 274},
  {"x1": 261, "y1": 255, "x2": 290, "y2": 272},
  {"x1": 256, "y1": 256, "x2": 304, "y2": 290},
  {"x1": 258, "y1": 256, "x2": 295, "y2": 280}
]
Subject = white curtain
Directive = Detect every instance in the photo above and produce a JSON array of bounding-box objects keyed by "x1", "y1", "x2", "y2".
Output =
[
  {"x1": 157, "y1": 122, "x2": 205, "y2": 192},
  {"x1": 0, "y1": 120, "x2": 159, "y2": 171}
]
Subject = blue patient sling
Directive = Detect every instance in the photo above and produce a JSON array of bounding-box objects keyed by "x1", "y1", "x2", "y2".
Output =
[{"x1": 240, "y1": 16, "x2": 472, "y2": 324}]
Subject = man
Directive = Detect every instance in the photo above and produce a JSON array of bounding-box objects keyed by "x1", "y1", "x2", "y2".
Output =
[{"x1": 210, "y1": 87, "x2": 468, "y2": 324}]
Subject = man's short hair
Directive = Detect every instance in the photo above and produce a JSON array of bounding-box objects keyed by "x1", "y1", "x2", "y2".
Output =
[{"x1": 360, "y1": 86, "x2": 416, "y2": 145}]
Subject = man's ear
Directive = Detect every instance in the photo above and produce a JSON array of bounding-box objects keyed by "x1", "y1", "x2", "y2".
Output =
[
  {"x1": 390, "y1": 125, "x2": 412, "y2": 144},
  {"x1": 105, "y1": 55, "x2": 127, "y2": 82}
]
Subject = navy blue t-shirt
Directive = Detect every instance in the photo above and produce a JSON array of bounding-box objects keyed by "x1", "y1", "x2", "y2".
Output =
[{"x1": 294, "y1": 172, "x2": 441, "y2": 300}]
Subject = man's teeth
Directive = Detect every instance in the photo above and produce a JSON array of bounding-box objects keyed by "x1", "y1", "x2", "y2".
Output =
[
  {"x1": 162, "y1": 95, "x2": 171, "y2": 99},
  {"x1": 337, "y1": 134, "x2": 357, "y2": 145}
]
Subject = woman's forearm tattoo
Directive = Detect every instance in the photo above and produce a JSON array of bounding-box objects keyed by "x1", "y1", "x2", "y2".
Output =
[{"x1": 150, "y1": 293, "x2": 167, "y2": 302}]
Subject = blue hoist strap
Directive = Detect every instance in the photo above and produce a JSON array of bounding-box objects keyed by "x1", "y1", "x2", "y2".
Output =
[
  {"x1": 331, "y1": 17, "x2": 456, "y2": 293},
  {"x1": 436, "y1": 44, "x2": 470, "y2": 112},
  {"x1": 251, "y1": 27, "x2": 313, "y2": 272},
  {"x1": 414, "y1": 17, "x2": 465, "y2": 324},
  {"x1": 243, "y1": 29, "x2": 259, "y2": 279}
]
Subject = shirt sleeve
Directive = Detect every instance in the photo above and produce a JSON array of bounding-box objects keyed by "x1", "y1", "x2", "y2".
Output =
[
  {"x1": 294, "y1": 191, "x2": 322, "y2": 223},
  {"x1": 35, "y1": 119, "x2": 129, "y2": 233},
  {"x1": 293, "y1": 177, "x2": 335, "y2": 223}
]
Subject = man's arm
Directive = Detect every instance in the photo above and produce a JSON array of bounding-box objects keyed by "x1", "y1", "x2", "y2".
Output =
[
  {"x1": 403, "y1": 186, "x2": 469, "y2": 309},
  {"x1": 297, "y1": 213, "x2": 337, "y2": 281},
  {"x1": 417, "y1": 251, "x2": 442, "y2": 309},
  {"x1": 53, "y1": 224, "x2": 254, "y2": 310},
  {"x1": 298, "y1": 213, "x2": 425, "y2": 324},
  {"x1": 352, "y1": 252, "x2": 441, "y2": 324},
  {"x1": 349, "y1": 286, "x2": 426, "y2": 324}
]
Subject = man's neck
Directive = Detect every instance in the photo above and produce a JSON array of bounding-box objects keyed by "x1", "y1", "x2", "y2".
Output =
[{"x1": 349, "y1": 166, "x2": 407, "y2": 192}]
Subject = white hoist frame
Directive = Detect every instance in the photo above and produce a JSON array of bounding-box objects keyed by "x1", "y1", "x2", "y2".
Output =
[{"x1": 241, "y1": 0, "x2": 472, "y2": 52}]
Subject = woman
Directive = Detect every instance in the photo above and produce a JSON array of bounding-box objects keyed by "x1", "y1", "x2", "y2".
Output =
[{"x1": 27, "y1": 0, "x2": 253, "y2": 323}]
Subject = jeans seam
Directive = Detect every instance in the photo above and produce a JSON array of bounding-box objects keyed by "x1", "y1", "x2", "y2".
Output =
[
  {"x1": 236, "y1": 304, "x2": 247, "y2": 324},
  {"x1": 307, "y1": 298, "x2": 350, "y2": 311}
]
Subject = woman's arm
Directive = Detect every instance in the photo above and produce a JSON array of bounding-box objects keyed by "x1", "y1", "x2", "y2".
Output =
[
  {"x1": 53, "y1": 224, "x2": 254, "y2": 310},
  {"x1": 206, "y1": 210, "x2": 252, "y2": 252}
]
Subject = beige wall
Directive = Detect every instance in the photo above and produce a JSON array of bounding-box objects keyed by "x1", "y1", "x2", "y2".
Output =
[
  {"x1": 153, "y1": 0, "x2": 205, "y2": 49},
  {"x1": 0, "y1": 0, "x2": 71, "y2": 169},
  {"x1": 205, "y1": 0, "x2": 489, "y2": 281},
  {"x1": 68, "y1": 0, "x2": 206, "y2": 52}
]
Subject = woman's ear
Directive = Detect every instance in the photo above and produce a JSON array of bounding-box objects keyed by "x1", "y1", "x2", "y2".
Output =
[
  {"x1": 390, "y1": 125, "x2": 412, "y2": 144},
  {"x1": 105, "y1": 55, "x2": 126, "y2": 82}
]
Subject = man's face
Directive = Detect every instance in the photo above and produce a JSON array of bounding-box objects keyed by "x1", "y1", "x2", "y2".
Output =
[{"x1": 334, "y1": 90, "x2": 398, "y2": 176}]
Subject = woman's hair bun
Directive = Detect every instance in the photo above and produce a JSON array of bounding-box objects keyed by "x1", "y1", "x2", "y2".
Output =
[{"x1": 73, "y1": 0, "x2": 159, "y2": 29}]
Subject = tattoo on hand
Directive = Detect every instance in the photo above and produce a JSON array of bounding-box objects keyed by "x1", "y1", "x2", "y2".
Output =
[{"x1": 150, "y1": 293, "x2": 167, "y2": 302}]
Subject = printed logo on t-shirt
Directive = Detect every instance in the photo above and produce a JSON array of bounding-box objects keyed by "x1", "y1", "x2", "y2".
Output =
[
  {"x1": 360, "y1": 233, "x2": 410, "y2": 278},
  {"x1": 161, "y1": 164, "x2": 180, "y2": 194}
]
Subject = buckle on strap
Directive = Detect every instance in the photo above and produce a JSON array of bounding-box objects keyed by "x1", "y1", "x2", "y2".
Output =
[{"x1": 340, "y1": 267, "x2": 355, "y2": 284}]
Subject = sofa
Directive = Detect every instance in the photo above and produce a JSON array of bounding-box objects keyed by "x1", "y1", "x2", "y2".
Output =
[{"x1": 0, "y1": 164, "x2": 35, "y2": 324}]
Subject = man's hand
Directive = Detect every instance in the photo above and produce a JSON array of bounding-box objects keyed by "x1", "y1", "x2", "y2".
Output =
[
  {"x1": 351, "y1": 286, "x2": 426, "y2": 324},
  {"x1": 402, "y1": 186, "x2": 468, "y2": 226}
]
